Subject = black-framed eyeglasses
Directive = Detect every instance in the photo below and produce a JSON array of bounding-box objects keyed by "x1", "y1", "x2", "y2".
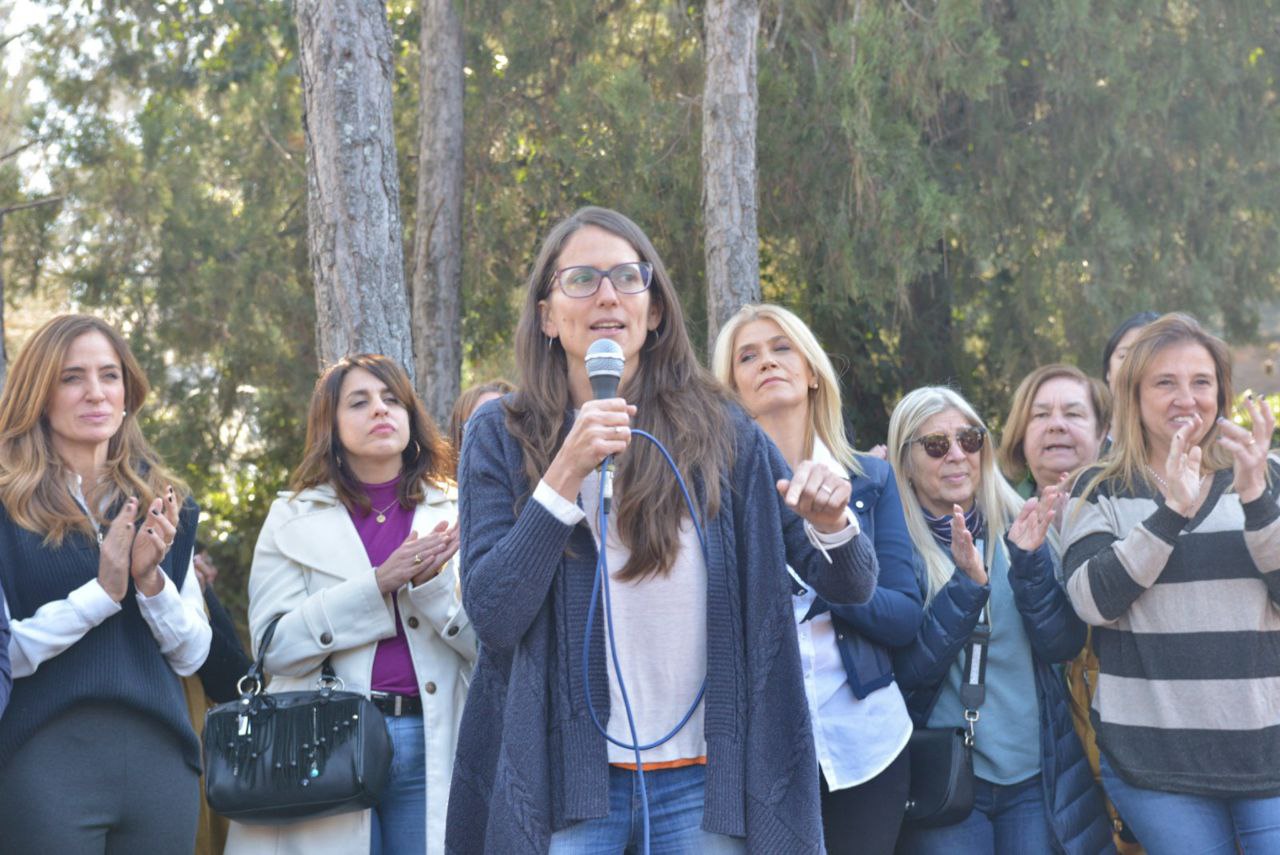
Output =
[
  {"x1": 911, "y1": 425, "x2": 986, "y2": 459},
  {"x1": 552, "y1": 262, "x2": 653, "y2": 299}
]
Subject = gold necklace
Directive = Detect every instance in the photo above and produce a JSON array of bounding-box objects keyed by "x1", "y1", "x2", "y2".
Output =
[{"x1": 371, "y1": 498, "x2": 399, "y2": 524}]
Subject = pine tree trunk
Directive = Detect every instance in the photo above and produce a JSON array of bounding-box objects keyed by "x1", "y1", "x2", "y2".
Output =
[
  {"x1": 702, "y1": 0, "x2": 761, "y2": 350},
  {"x1": 295, "y1": 0, "x2": 415, "y2": 375},
  {"x1": 410, "y1": 0, "x2": 464, "y2": 426}
]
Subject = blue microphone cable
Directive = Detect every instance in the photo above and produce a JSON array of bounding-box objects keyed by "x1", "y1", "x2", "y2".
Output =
[{"x1": 581, "y1": 428, "x2": 709, "y2": 855}]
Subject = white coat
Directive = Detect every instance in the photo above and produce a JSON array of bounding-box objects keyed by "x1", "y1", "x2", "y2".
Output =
[{"x1": 224, "y1": 483, "x2": 476, "y2": 855}]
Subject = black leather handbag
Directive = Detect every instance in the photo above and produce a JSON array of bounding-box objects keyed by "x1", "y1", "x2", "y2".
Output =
[
  {"x1": 904, "y1": 609, "x2": 989, "y2": 828},
  {"x1": 202, "y1": 615, "x2": 393, "y2": 825},
  {"x1": 904, "y1": 725, "x2": 975, "y2": 828}
]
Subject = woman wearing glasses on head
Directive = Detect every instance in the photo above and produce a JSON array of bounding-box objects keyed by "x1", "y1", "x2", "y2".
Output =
[
  {"x1": 887, "y1": 387, "x2": 1113, "y2": 855},
  {"x1": 446, "y1": 207, "x2": 879, "y2": 854}
]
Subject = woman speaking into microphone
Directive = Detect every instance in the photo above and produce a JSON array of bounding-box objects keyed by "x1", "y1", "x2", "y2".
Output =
[{"x1": 446, "y1": 207, "x2": 880, "y2": 854}]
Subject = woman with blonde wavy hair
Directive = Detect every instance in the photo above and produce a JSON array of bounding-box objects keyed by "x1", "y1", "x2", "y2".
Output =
[
  {"x1": 0, "y1": 314, "x2": 211, "y2": 854},
  {"x1": 887, "y1": 386, "x2": 1112, "y2": 854},
  {"x1": 713, "y1": 303, "x2": 920, "y2": 855}
]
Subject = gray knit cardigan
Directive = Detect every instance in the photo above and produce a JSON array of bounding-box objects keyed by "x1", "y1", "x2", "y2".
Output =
[{"x1": 444, "y1": 400, "x2": 879, "y2": 854}]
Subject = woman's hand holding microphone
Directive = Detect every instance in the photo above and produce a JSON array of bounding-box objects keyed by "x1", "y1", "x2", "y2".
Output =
[{"x1": 543, "y1": 398, "x2": 635, "y2": 502}]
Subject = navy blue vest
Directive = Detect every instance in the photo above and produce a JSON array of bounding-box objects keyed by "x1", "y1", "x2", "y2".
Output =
[{"x1": 0, "y1": 496, "x2": 202, "y2": 772}]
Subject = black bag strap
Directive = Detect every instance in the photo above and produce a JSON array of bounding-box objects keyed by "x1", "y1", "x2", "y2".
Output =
[
  {"x1": 238, "y1": 614, "x2": 336, "y2": 697},
  {"x1": 958, "y1": 604, "x2": 990, "y2": 746}
]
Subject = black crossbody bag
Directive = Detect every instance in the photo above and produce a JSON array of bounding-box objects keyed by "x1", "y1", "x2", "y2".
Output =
[
  {"x1": 903, "y1": 606, "x2": 989, "y2": 828},
  {"x1": 202, "y1": 615, "x2": 393, "y2": 824}
]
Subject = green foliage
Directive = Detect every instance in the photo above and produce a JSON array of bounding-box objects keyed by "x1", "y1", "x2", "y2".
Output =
[
  {"x1": 21, "y1": 0, "x2": 317, "y2": 627},
  {"x1": 9, "y1": 0, "x2": 1280, "y2": 630},
  {"x1": 1231, "y1": 388, "x2": 1280, "y2": 446}
]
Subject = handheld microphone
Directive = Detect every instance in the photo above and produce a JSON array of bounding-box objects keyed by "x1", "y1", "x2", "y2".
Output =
[
  {"x1": 585, "y1": 339, "x2": 625, "y2": 514},
  {"x1": 585, "y1": 337, "x2": 625, "y2": 400}
]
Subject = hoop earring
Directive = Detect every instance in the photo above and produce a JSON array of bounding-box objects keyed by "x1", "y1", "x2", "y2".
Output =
[
  {"x1": 546, "y1": 335, "x2": 555, "y2": 351},
  {"x1": 410, "y1": 440, "x2": 422, "y2": 459}
]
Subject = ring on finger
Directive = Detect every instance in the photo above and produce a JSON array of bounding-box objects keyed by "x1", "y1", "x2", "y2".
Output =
[
  {"x1": 413, "y1": 553, "x2": 423, "y2": 565},
  {"x1": 818, "y1": 485, "x2": 833, "y2": 495}
]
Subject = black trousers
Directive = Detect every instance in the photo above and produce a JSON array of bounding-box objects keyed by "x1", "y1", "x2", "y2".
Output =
[
  {"x1": 0, "y1": 702, "x2": 199, "y2": 855},
  {"x1": 820, "y1": 746, "x2": 911, "y2": 855}
]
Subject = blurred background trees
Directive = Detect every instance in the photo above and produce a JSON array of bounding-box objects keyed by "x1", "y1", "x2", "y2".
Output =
[{"x1": 2, "y1": 0, "x2": 1278, "y2": 626}]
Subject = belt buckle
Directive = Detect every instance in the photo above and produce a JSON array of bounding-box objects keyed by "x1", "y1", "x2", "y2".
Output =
[{"x1": 371, "y1": 691, "x2": 403, "y2": 716}]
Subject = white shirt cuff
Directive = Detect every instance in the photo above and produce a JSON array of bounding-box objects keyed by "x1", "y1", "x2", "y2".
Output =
[
  {"x1": 533, "y1": 479, "x2": 586, "y2": 526},
  {"x1": 77, "y1": 579, "x2": 125, "y2": 623},
  {"x1": 804, "y1": 509, "x2": 860, "y2": 563}
]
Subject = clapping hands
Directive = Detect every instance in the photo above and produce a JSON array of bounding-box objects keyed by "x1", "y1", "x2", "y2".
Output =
[{"x1": 1217, "y1": 395, "x2": 1274, "y2": 504}]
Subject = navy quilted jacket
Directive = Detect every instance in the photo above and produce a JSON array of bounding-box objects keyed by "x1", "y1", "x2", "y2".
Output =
[
  {"x1": 809, "y1": 456, "x2": 922, "y2": 698},
  {"x1": 894, "y1": 536, "x2": 1116, "y2": 855}
]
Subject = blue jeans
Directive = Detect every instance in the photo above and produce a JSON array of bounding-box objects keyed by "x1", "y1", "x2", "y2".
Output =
[
  {"x1": 548, "y1": 764, "x2": 747, "y2": 854},
  {"x1": 896, "y1": 774, "x2": 1053, "y2": 855},
  {"x1": 1099, "y1": 752, "x2": 1280, "y2": 855},
  {"x1": 371, "y1": 714, "x2": 426, "y2": 855}
]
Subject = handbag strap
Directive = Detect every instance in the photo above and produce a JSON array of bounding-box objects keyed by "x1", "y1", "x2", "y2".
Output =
[
  {"x1": 238, "y1": 614, "x2": 337, "y2": 697},
  {"x1": 958, "y1": 604, "x2": 990, "y2": 747}
]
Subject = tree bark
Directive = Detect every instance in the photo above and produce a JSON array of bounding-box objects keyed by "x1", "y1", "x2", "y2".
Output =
[
  {"x1": 295, "y1": 0, "x2": 415, "y2": 375},
  {"x1": 901, "y1": 241, "x2": 955, "y2": 388},
  {"x1": 0, "y1": 195, "x2": 62, "y2": 391},
  {"x1": 702, "y1": 0, "x2": 761, "y2": 350},
  {"x1": 410, "y1": 0, "x2": 464, "y2": 426}
]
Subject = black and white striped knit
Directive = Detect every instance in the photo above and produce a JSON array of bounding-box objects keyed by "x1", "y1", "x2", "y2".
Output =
[{"x1": 1061, "y1": 460, "x2": 1280, "y2": 798}]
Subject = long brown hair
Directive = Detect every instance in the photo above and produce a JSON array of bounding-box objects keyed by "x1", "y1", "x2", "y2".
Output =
[
  {"x1": 290, "y1": 354, "x2": 451, "y2": 511},
  {"x1": 507, "y1": 206, "x2": 732, "y2": 581},
  {"x1": 0, "y1": 314, "x2": 188, "y2": 544},
  {"x1": 1079, "y1": 312, "x2": 1234, "y2": 502}
]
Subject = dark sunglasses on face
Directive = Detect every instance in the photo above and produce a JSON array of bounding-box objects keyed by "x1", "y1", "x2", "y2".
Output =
[
  {"x1": 552, "y1": 262, "x2": 654, "y2": 298},
  {"x1": 911, "y1": 425, "x2": 986, "y2": 458}
]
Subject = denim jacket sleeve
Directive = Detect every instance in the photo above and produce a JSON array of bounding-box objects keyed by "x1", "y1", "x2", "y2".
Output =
[
  {"x1": 826, "y1": 458, "x2": 923, "y2": 648},
  {"x1": 1006, "y1": 538, "x2": 1087, "y2": 664}
]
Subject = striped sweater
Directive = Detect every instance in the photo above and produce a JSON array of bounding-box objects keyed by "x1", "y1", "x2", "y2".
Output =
[{"x1": 1061, "y1": 461, "x2": 1280, "y2": 797}]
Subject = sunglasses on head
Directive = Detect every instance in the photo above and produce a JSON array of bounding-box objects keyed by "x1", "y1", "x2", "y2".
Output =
[{"x1": 911, "y1": 425, "x2": 986, "y2": 458}]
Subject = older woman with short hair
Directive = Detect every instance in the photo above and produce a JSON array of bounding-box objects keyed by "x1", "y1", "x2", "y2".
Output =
[
  {"x1": 999, "y1": 364, "x2": 1109, "y2": 502},
  {"x1": 997, "y1": 364, "x2": 1138, "y2": 852}
]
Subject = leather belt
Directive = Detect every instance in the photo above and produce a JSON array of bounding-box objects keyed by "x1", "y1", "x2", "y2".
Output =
[{"x1": 369, "y1": 691, "x2": 423, "y2": 716}]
